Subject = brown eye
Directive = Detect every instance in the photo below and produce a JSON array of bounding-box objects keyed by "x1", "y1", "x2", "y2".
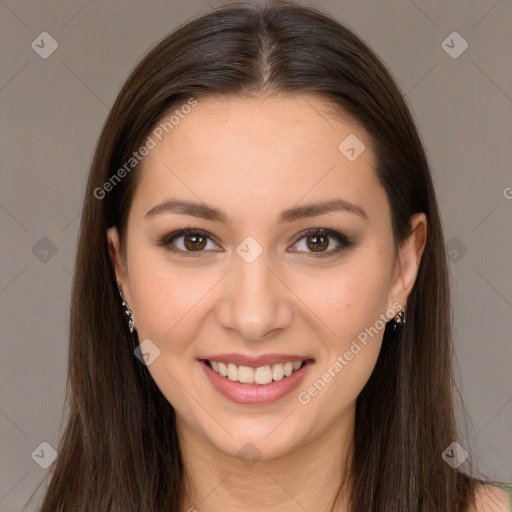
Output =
[
  {"x1": 183, "y1": 233, "x2": 207, "y2": 251},
  {"x1": 291, "y1": 228, "x2": 353, "y2": 257},
  {"x1": 161, "y1": 229, "x2": 219, "y2": 255},
  {"x1": 305, "y1": 233, "x2": 329, "y2": 252}
]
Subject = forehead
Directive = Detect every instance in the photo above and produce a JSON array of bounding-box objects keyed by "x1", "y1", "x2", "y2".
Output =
[{"x1": 131, "y1": 94, "x2": 387, "y2": 224}]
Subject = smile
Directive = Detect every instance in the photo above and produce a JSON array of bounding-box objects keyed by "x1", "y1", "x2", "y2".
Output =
[
  {"x1": 207, "y1": 359, "x2": 304, "y2": 385},
  {"x1": 200, "y1": 356, "x2": 314, "y2": 405}
]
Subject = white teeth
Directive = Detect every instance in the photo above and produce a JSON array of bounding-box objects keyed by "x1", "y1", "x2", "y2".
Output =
[
  {"x1": 227, "y1": 363, "x2": 238, "y2": 381},
  {"x1": 254, "y1": 365, "x2": 273, "y2": 385},
  {"x1": 272, "y1": 363, "x2": 284, "y2": 381},
  {"x1": 238, "y1": 365, "x2": 254, "y2": 383},
  {"x1": 218, "y1": 362, "x2": 227, "y2": 377},
  {"x1": 207, "y1": 359, "x2": 305, "y2": 384}
]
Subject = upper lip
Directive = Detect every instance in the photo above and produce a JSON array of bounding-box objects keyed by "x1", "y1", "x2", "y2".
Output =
[{"x1": 200, "y1": 353, "x2": 313, "y2": 367}]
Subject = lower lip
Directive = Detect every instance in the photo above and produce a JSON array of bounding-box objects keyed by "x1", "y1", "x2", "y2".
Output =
[{"x1": 200, "y1": 359, "x2": 314, "y2": 405}]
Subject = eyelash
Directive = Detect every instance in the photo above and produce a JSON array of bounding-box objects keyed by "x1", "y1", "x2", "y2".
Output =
[{"x1": 159, "y1": 226, "x2": 355, "y2": 258}]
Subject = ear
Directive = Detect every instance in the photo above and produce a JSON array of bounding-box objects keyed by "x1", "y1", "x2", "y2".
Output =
[
  {"x1": 388, "y1": 212, "x2": 427, "y2": 312},
  {"x1": 106, "y1": 226, "x2": 132, "y2": 306}
]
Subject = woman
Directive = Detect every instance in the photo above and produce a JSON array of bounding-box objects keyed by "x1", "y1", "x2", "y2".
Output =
[{"x1": 33, "y1": 1, "x2": 511, "y2": 510}]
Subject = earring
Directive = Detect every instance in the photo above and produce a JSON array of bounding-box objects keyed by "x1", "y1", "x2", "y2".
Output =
[
  {"x1": 119, "y1": 289, "x2": 136, "y2": 333},
  {"x1": 393, "y1": 306, "x2": 406, "y2": 329}
]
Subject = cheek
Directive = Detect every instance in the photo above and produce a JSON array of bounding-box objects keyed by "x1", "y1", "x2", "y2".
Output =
[
  {"x1": 292, "y1": 261, "x2": 390, "y2": 399},
  {"x1": 291, "y1": 261, "x2": 391, "y2": 339},
  {"x1": 127, "y1": 250, "x2": 218, "y2": 351},
  {"x1": 295, "y1": 269, "x2": 388, "y2": 416}
]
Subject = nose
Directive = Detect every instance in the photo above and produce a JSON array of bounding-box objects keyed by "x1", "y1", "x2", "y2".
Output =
[{"x1": 215, "y1": 249, "x2": 294, "y2": 342}]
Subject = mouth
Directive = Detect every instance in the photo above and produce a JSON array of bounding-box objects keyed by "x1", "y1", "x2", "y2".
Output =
[
  {"x1": 205, "y1": 358, "x2": 307, "y2": 384},
  {"x1": 199, "y1": 356, "x2": 314, "y2": 405}
]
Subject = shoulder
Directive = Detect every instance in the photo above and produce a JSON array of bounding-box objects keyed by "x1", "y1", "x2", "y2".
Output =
[{"x1": 469, "y1": 483, "x2": 511, "y2": 512}]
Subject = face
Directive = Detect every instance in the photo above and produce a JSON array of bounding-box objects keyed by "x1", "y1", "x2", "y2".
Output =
[{"x1": 107, "y1": 94, "x2": 426, "y2": 462}]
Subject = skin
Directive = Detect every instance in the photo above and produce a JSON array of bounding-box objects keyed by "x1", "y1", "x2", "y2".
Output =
[
  {"x1": 472, "y1": 486, "x2": 511, "y2": 512},
  {"x1": 107, "y1": 94, "x2": 428, "y2": 511}
]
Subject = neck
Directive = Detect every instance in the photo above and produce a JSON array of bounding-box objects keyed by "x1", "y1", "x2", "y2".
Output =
[{"x1": 177, "y1": 404, "x2": 355, "y2": 512}]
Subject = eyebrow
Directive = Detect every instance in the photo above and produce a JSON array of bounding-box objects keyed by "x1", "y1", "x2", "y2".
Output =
[{"x1": 144, "y1": 197, "x2": 368, "y2": 223}]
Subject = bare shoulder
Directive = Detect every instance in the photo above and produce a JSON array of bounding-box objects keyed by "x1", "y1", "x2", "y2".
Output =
[{"x1": 469, "y1": 483, "x2": 511, "y2": 512}]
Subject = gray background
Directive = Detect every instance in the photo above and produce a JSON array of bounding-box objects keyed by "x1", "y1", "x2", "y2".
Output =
[{"x1": 1, "y1": 0, "x2": 511, "y2": 510}]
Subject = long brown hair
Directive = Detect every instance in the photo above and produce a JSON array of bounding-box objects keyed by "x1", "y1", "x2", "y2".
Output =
[{"x1": 32, "y1": 1, "x2": 481, "y2": 510}]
